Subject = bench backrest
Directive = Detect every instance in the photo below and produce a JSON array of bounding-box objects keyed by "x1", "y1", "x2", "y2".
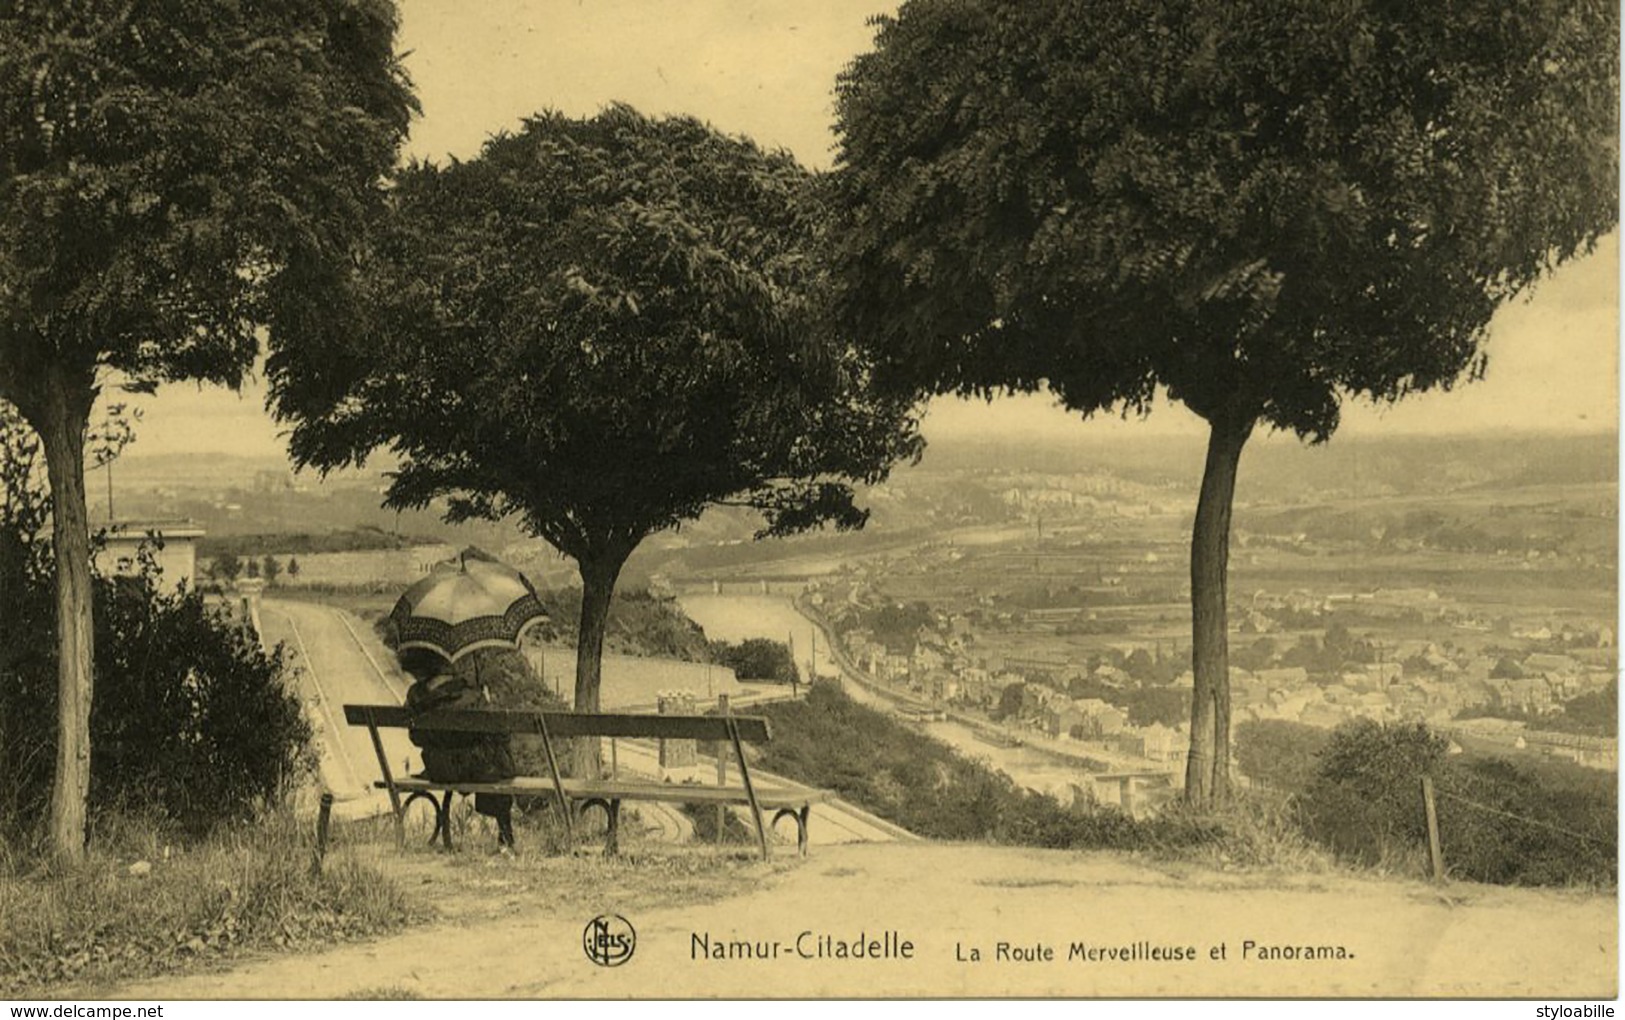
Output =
[{"x1": 342, "y1": 704, "x2": 771, "y2": 743}]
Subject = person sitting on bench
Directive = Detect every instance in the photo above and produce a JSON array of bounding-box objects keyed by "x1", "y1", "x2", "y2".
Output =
[{"x1": 401, "y1": 649, "x2": 518, "y2": 850}]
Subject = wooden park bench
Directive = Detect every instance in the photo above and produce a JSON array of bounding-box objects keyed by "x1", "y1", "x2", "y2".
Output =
[{"x1": 342, "y1": 704, "x2": 831, "y2": 859}]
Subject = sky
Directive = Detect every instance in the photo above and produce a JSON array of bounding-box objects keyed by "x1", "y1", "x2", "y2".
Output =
[{"x1": 116, "y1": 0, "x2": 1619, "y2": 460}]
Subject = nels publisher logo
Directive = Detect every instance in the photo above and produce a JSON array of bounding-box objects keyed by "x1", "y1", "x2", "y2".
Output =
[{"x1": 584, "y1": 914, "x2": 636, "y2": 967}]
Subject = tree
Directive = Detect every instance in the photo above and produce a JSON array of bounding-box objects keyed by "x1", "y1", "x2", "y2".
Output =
[
  {"x1": 711, "y1": 638, "x2": 799, "y2": 684},
  {"x1": 993, "y1": 681, "x2": 1027, "y2": 722},
  {"x1": 1233, "y1": 636, "x2": 1279, "y2": 673},
  {"x1": 829, "y1": 0, "x2": 1617, "y2": 804},
  {"x1": 1490, "y1": 656, "x2": 1527, "y2": 680},
  {"x1": 273, "y1": 106, "x2": 920, "y2": 774},
  {"x1": 209, "y1": 552, "x2": 243, "y2": 585},
  {"x1": 0, "y1": 3, "x2": 413, "y2": 856},
  {"x1": 261, "y1": 554, "x2": 282, "y2": 586},
  {"x1": 1123, "y1": 647, "x2": 1156, "y2": 681},
  {"x1": 286, "y1": 556, "x2": 300, "y2": 580}
]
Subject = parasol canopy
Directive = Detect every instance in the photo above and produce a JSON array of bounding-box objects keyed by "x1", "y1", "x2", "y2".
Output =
[{"x1": 390, "y1": 549, "x2": 549, "y2": 664}]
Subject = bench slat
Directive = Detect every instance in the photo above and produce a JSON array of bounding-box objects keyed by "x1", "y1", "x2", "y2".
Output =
[
  {"x1": 343, "y1": 704, "x2": 771, "y2": 743},
  {"x1": 381, "y1": 777, "x2": 832, "y2": 807}
]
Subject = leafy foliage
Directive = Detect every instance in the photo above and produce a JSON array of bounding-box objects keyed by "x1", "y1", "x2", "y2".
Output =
[
  {"x1": 199, "y1": 527, "x2": 436, "y2": 560},
  {"x1": 832, "y1": 0, "x2": 1616, "y2": 434},
  {"x1": 278, "y1": 104, "x2": 918, "y2": 551},
  {"x1": 0, "y1": 548, "x2": 313, "y2": 838},
  {"x1": 0, "y1": 0, "x2": 417, "y2": 407},
  {"x1": 1433, "y1": 756, "x2": 1615, "y2": 887},
  {"x1": 0, "y1": 0, "x2": 415, "y2": 855},
  {"x1": 1549, "y1": 680, "x2": 1618, "y2": 737},
  {"x1": 1300, "y1": 720, "x2": 1450, "y2": 866},
  {"x1": 207, "y1": 550, "x2": 243, "y2": 583},
  {"x1": 1235, "y1": 719, "x2": 1333, "y2": 796},
  {"x1": 95, "y1": 557, "x2": 312, "y2": 833},
  {"x1": 852, "y1": 600, "x2": 935, "y2": 651},
  {"x1": 540, "y1": 586, "x2": 712, "y2": 663}
]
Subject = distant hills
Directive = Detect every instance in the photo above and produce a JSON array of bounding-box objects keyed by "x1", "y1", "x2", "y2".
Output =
[
  {"x1": 900, "y1": 429, "x2": 1617, "y2": 499},
  {"x1": 119, "y1": 428, "x2": 1616, "y2": 499},
  {"x1": 112, "y1": 429, "x2": 1615, "y2": 586}
]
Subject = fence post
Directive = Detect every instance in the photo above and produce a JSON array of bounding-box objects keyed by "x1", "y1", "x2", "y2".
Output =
[
  {"x1": 1421, "y1": 776, "x2": 1445, "y2": 882},
  {"x1": 715, "y1": 694, "x2": 730, "y2": 840},
  {"x1": 311, "y1": 791, "x2": 334, "y2": 875}
]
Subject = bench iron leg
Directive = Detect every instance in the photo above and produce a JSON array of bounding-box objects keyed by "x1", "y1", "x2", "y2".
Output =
[
  {"x1": 580, "y1": 798, "x2": 620, "y2": 856},
  {"x1": 402, "y1": 790, "x2": 449, "y2": 848},
  {"x1": 771, "y1": 806, "x2": 813, "y2": 857}
]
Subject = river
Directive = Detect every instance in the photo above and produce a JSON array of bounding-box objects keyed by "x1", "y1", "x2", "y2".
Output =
[{"x1": 678, "y1": 593, "x2": 1101, "y2": 804}]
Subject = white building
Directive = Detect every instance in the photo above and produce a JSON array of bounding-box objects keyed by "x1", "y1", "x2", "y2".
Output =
[{"x1": 101, "y1": 520, "x2": 205, "y2": 589}]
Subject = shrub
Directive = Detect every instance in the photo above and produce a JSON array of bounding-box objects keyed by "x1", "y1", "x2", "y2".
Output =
[
  {"x1": 1432, "y1": 756, "x2": 1616, "y2": 887},
  {"x1": 1296, "y1": 718, "x2": 1617, "y2": 887},
  {"x1": 1300, "y1": 720, "x2": 1448, "y2": 869},
  {"x1": 0, "y1": 408, "x2": 311, "y2": 840},
  {"x1": 709, "y1": 637, "x2": 799, "y2": 683},
  {"x1": 0, "y1": 552, "x2": 315, "y2": 840},
  {"x1": 88, "y1": 560, "x2": 314, "y2": 836}
]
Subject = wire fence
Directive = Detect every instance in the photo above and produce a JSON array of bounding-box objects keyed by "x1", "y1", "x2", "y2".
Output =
[
  {"x1": 1233, "y1": 733, "x2": 1617, "y2": 888},
  {"x1": 1434, "y1": 787, "x2": 1618, "y2": 851}
]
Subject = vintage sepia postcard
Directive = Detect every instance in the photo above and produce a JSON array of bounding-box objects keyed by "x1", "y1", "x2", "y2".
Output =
[{"x1": 0, "y1": 0, "x2": 1616, "y2": 1009}]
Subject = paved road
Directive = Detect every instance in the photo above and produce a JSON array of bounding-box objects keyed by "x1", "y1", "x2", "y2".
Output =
[
  {"x1": 261, "y1": 598, "x2": 904, "y2": 847},
  {"x1": 260, "y1": 598, "x2": 417, "y2": 819}
]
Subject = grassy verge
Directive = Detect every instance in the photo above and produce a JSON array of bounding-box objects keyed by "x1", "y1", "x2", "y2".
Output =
[
  {"x1": 0, "y1": 810, "x2": 421, "y2": 997},
  {"x1": 754, "y1": 683, "x2": 1222, "y2": 852}
]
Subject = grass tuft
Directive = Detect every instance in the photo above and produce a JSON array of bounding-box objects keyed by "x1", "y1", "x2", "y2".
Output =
[{"x1": 0, "y1": 810, "x2": 422, "y2": 996}]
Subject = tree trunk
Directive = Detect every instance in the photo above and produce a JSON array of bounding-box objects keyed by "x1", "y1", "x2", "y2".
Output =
[
  {"x1": 38, "y1": 372, "x2": 96, "y2": 860},
  {"x1": 1183, "y1": 416, "x2": 1252, "y2": 807},
  {"x1": 572, "y1": 545, "x2": 629, "y2": 779}
]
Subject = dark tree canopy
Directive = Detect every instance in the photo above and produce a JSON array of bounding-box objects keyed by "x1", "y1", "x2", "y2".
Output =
[
  {"x1": 832, "y1": 0, "x2": 1617, "y2": 436},
  {"x1": 831, "y1": 0, "x2": 1617, "y2": 803},
  {"x1": 0, "y1": 0, "x2": 417, "y2": 409},
  {"x1": 279, "y1": 105, "x2": 919, "y2": 552},
  {"x1": 274, "y1": 105, "x2": 920, "y2": 735}
]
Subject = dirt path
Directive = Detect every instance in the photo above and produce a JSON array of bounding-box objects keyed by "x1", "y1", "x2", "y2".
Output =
[{"x1": 112, "y1": 842, "x2": 1615, "y2": 999}]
